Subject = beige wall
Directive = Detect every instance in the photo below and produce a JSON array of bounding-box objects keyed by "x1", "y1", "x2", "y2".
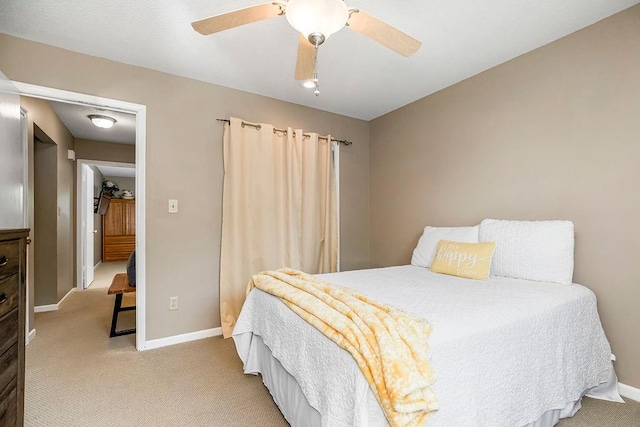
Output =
[
  {"x1": 74, "y1": 138, "x2": 135, "y2": 164},
  {"x1": 369, "y1": 6, "x2": 640, "y2": 387},
  {"x1": 0, "y1": 33, "x2": 370, "y2": 340},
  {"x1": 33, "y1": 138, "x2": 57, "y2": 306},
  {"x1": 21, "y1": 96, "x2": 75, "y2": 312}
]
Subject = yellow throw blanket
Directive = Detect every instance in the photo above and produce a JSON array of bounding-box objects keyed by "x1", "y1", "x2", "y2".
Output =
[{"x1": 247, "y1": 269, "x2": 438, "y2": 427}]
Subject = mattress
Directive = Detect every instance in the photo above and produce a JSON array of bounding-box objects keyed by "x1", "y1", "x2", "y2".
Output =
[{"x1": 233, "y1": 265, "x2": 619, "y2": 426}]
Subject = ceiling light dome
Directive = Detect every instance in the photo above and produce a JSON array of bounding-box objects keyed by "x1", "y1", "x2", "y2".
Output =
[
  {"x1": 88, "y1": 114, "x2": 116, "y2": 129},
  {"x1": 286, "y1": 0, "x2": 349, "y2": 45}
]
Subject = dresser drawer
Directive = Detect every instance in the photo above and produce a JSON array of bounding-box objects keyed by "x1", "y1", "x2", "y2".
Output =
[
  {"x1": 0, "y1": 310, "x2": 17, "y2": 358},
  {"x1": 0, "y1": 344, "x2": 17, "y2": 393},
  {"x1": 0, "y1": 241, "x2": 19, "y2": 280},
  {"x1": 0, "y1": 379, "x2": 17, "y2": 427},
  {"x1": 0, "y1": 275, "x2": 18, "y2": 320}
]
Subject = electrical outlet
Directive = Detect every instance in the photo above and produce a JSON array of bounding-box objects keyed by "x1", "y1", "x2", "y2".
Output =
[{"x1": 169, "y1": 296, "x2": 179, "y2": 310}]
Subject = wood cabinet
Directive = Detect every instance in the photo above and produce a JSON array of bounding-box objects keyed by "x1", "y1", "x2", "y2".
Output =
[
  {"x1": 102, "y1": 199, "x2": 135, "y2": 262},
  {"x1": 0, "y1": 229, "x2": 28, "y2": 427}
]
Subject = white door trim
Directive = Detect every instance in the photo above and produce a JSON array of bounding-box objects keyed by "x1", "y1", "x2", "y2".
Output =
[
  {"x1": 81, "y1": 164, "x2": 94, "y2": 288},
  {"x1": 20, "y1": 106, "x2": 31, "y2": 344},
  {"x1": 14, "y1": 81, "x2": 148, "y2": 351}
]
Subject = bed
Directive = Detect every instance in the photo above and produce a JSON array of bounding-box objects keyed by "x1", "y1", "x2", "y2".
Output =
[{"x1": 232, "y1": 221, "x2": 622, "y2": 426}]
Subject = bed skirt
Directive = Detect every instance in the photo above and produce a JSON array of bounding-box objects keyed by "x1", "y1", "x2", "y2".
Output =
[
  {"x1": 234, "y1": 332, "x2": 622, "y2": 427},
  {"x1": 237, "y1": 332, "x2": 322, "y2": 426}
]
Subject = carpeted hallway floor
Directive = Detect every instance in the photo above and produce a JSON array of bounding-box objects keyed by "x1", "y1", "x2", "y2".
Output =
[
  {"x1": 25, "y1": 262, "x2": 287, "y2": 426},
  {"x1": 25, "y1": 264, "x2": 639, "y2": 426}
]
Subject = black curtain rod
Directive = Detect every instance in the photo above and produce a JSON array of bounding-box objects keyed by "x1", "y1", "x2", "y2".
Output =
[{"x1": 217, "y1": 119, "x2": 352, "y2": 146}]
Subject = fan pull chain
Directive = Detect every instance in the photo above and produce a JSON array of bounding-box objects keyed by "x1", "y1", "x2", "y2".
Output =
[{"x1": 313, "y1": 42, "x2": 320, "y2": 96}]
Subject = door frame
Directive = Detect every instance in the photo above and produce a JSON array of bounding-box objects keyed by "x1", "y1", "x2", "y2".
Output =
[
  {"x1": 20, "y1": 106, "x2": 31, "y2": 344},
  {"x1": 80, "y1": 163, "x2": 94, "y2": 289},
  {"x1": 14, "y1": 81, "x2": 148, "y2": 351},
  {"x1": 76, "y1": 159, "x2": 135, "y2": 290}
]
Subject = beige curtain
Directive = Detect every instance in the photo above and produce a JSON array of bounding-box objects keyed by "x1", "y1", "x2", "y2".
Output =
[{"x1": 220, "y1": 117, "x2": 338, "y2": 337}]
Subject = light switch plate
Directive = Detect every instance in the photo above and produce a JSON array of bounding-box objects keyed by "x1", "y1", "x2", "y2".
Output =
[{"x1": 168, "y1": 199, "x2": 178, "y2": 213}]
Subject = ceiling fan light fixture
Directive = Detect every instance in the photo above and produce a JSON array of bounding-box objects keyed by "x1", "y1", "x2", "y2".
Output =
[
  {"x1": 301, "y1": 80, "x2": 316, "y2": 89},
  {"x1": 285, "y1": 0, "x2": 349, "y2": 44},
  {"x1": 88, "y1": 114, "x2": 117, "y2": 129}
]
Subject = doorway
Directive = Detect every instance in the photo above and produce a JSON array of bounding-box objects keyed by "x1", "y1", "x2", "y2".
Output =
[
  {"x1": 15, "y1": 82, "x2": 148, "y2": 351},
  {"x1": 77, "y1": 160, "x2": 135, "y2": 290}
]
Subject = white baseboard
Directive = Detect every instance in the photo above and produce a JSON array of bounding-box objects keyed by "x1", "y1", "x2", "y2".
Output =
[
  {"x1": 619, "y1": 382, "x2": 640, "y2": 402},
  {"x1": 34, "y1": 288, "x2": 75, "y2": 312},
  {"x1": 26, "y1": 328, "x2": 36, "y2": 345},
  {"x1": 94, "y1": 260, "x2": 102, "y2": 269},
  {"x1": 143, "y1": 327, "x2": 222, "y2": 350},
  {"x1": 34, "y1": 304, "x2": 58, "y2": 313},
  {"x1": 58, "y1": 287, "x2": 75, "y2": 306}
]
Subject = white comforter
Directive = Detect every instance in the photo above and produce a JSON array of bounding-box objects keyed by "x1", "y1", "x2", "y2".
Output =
[{"x1": 233, "y1": 266, "x2": 614, "y2": 426}]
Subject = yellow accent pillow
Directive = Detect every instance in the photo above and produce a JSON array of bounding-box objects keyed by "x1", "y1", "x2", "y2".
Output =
[{"x1": 430, "y1": 240, "x2": 496, "y2": 280}]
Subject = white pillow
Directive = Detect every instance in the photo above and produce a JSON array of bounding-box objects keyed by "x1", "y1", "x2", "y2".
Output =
[
  {"x1": 411, "y1": 226, "x2": 479, "y2": 268},
  {"x1": 479, "y1": 219, "x2": 575, "y2": 284}
]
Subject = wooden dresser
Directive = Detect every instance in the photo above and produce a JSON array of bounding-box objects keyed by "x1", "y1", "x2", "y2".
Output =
[
  {"x1": 102, "y1": 199, "x2": 135, "y2": 262},
  {"x1": 0, "y1": 229, "x2": 28, "y2": 427}
]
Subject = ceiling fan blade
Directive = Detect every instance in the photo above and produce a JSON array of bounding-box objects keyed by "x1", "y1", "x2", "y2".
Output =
[
  {"x1": 294, "y1": 34, "x2": 316, "y2": 80},
  {"x1": 347, "y1": 10, "x2": 421, "y2": 57},
  {"x1": 192, "y1": 3, "x2": 283, "y2": 35}
]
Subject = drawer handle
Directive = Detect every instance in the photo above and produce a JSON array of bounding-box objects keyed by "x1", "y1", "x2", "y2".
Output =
[
  {"x1": 0, "y1": 256, "x2": 7, "y2": 267},
  {"x1": 0, "y1": 293, "x2": 7, "y2": 304}
]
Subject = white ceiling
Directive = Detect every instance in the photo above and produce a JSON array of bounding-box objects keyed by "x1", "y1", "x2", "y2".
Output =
[
  {"x1": 96, "y1": 165, "x2": 135, "y2": 179},
  {"x1": 2, "y1": 0, "x2": 638, "y2": 121},
  {"x1": 48, "y1": 100, "x2": 136, "y2": 145}
]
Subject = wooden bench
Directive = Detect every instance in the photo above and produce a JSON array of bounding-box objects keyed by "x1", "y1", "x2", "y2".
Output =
[{"x1": 108, "y1": 273, "x2": 136, "y2": 337}]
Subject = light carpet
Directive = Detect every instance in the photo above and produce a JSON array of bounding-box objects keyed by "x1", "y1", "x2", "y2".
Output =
[
  {"x1": 25, "y1": 265, "x2": 639, "y2": 426},
  {"x1": 26, "y1": 263, "x2": 287, "y2": 426}
]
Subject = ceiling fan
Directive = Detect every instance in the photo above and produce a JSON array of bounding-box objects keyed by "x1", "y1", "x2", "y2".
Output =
[{"x1": 192, "y1": 0, "x2": 421, "y2": 95}]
